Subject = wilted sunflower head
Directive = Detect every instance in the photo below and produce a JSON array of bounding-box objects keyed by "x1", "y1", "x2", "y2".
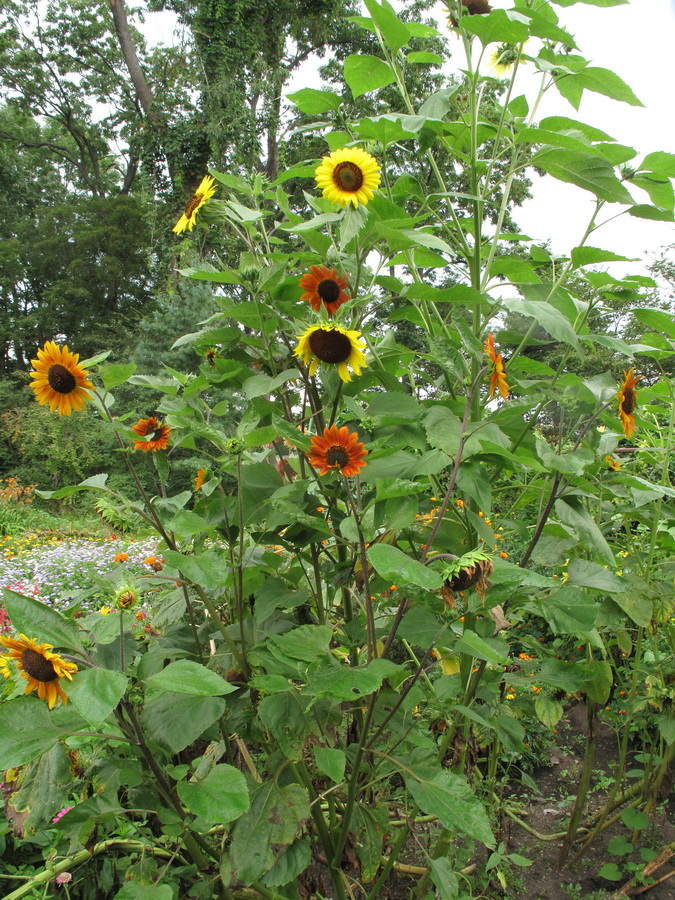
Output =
[
  {"x1": 29, "y1": 342, "x2": 94, "y2": 416},
  {"x1": 315, "y1": 147, "x2": 381, "y2": 209},
  {"x1": 442, "y1": 550, "x2": 493, "y2": 604},
  {"x1": 294, "y1": 325, "x2": 368, "y2": 383},
  {"x1": 115, "y1": 584, "x2": 139, "y2": 610},
  {"x1": 0, "y1": 634, "x2": 77, "y2": 709},
  {"x1": 173, "y1": 175, "x2": 217, "y2": 234}
]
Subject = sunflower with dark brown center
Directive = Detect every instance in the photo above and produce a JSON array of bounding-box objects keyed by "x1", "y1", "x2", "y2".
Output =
[
  {"x1": 308, "y1": 425, "x2": 368, "y2": 477},
  {"x1": 315, "y1": 147, "x2": 381, "y2": 208},
  {"x1": 172, "y1": 175, "x2": 217, "y2": 234},
  {"x1": 448, "y1": 0, "x2": 492, "y2": 26},
  {"x1": 294, "y1": 325, "x2": 368, "y2": 383},
  {"x1": 299, "y1": 265, "x2": 350, "y2": 315},
  {"x1": 0, "y1": 634, "x2": 77, "y2": 709},
  {"x1": 617, "y1": 368, "x2": 642, "y2": 439},
  {"x1": 29, "y1": 342, "x2": 94, "y2": 416},
  {"x1": 131, "y1": 416, "x2": 172, "y2": 452}
]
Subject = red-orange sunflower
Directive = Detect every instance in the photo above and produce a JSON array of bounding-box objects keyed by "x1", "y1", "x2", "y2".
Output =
[
  {"x1": 131, "y1": 416, "x2": 172, "y2": 452},
  {"x1": 617, "y1": 368, "x2": 642, "y2": 439},
  {"x1": 0, "y1": 634, "x2": 77, "y2": 709},
  {"x1": 484, "y1": 334, "x2": 509, "y2": 400},
  {"x1": 308, "y1": 425, "x2": 368, "y2": 477},
  {"x1": 299, "y1": 265, "x2": 350, "y2": 315}
]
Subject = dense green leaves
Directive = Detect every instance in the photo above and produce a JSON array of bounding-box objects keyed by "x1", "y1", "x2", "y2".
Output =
[{"x1": 177, "y1": 765, "x2": 250, "y2": 824}]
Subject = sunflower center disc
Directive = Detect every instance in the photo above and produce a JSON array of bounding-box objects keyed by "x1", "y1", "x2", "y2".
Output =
[
  {"x1": 184, "y1": 191, "x2": 204, "y2": 217},
  {"x1": 150, "y1": 429, "x2": 164, "y2": 441},
  {"x1": 21, "y1": 648, "x2": 58, "y2": 682},
  {"x1": 308, "y1": 329, "x2": 352, "y2": 364},
  {"x1": 317, "y1": 279, "x2": 341, "y2": 305},
  {"x1": 326, "y1": 446, "x2": 350, "y2": 468},
  {"x1": 622, "y1": 388, "x2": 636, "y2": 415},
  {"x1": 47, "y1": 364, "x2": 77, "y2": 394},
  {"x1": 333, "y1": 161, "x2": 364, "y2": 193}
]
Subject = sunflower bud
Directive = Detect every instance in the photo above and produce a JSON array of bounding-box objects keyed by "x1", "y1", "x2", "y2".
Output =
[
  {"x1": 116, "y1": 587, "x2": 139, "y2": 610},
  {"x1": 224, "y1": 437, "x2": 245, "y2": 456}
]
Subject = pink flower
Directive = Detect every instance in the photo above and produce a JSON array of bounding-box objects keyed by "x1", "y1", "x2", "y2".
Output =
[
  {"x1": 52, "y1": 806, "x2": 74, "y2": 824},
  {"x1": 56, "y1": 872, "x2": 72, "y2": 884}
]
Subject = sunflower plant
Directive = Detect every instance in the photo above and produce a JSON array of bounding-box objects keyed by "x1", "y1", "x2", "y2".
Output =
[{"x1": 3, "y1": 0, "x2": 675, "y2": 897}]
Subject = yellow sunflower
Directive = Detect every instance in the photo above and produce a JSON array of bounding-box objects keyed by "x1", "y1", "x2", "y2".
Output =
[
  {"x1": 131, "y1": 416, "x2": 172, "y2": 452},
  {"x1": 294, "y1": 325, "x2": 368, "y2": 383},
  {"x1": 172, "y1": 175, "x2": 217, "y2": 234},
  {"x1": 484, "y1": 334, "x2": 509, "y2": 400},
  {"x1": 29, "y1": 342, "x2": 94, "y2": 416},
  {"x1": 308, "y1": 425, "x2": 368, "y2": 477},
  {"x1": 617, "y1": 368, "x2": 642, "y2": 439},
  {"x1": 315, "y1": 148, "x2": 381, "y2": 208},
  {"x1": 0, "y1": 634, "x2": 77, "y2": 709},
  {"x1": 605, "y1": 455, "x2": 621, "y2": 471}
]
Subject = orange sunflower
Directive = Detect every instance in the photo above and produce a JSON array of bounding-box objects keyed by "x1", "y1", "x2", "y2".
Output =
[
  {"x1": 131, "y1": 417, "x2": 172, "y2": 452},
  {"x1": 308, "y1": 425, "x2": 368, "y2": 477},
  {"x1": 299, "y1": 265, "x2": 350, "y2": 315},
  {"x1": 0, "y1": 634, "x2": 77, "y2": 709},
  {"x1": 484, "y1": 334, "x2": 509, "y2": 400},
  {"x1": 29, "y1": 342, "x2": 94, "y2": 415},
  {"x1": 194, "y1": 467, "x2": 207, "y2": 491},
  {"x1": 617, "y1": 368, "x2": 642, "y2": 439}
]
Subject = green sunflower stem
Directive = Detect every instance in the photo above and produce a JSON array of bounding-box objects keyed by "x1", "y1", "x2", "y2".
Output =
[
  {"x1": 119, "y1": 609, "x2": 125, "y2": 672},
  {"x1": 343, "y1": 476, "x2": 376, "y2": 660}
]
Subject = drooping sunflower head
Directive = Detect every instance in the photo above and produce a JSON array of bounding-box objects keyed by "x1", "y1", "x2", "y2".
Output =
[
  {"x1": 131, "y1": 416, "x2": 172, "y2": 452},
  {"x1": 194, "y1": 466, "x2": 207, "y2": 491},
  {"x1": 617, "y1": 368, "x2": 642, "y2": 439},
  {"x1": 172, "y1": 175, "x2": 217, "y2": 234},
  {"x1": 115, "y1": 584, "x2": 139, "y2": 610},
  {"x1": 299, "y1": 265, "x2": 350, "y2": 315},
  {"x1": 0, "y1": 634, "x2": 77, "y2": 709},
  {"x1": 308, "y1": 425, "x2": 368, "y2": 477},
  {"x1": 29, "y1": 342, "x2": 94, "y2": 416},
  {"x1": 484, "y1": 334, "x2": 509, "y2": 401},
  {"x1": 294, "y1": 325, "x2": 368, "y2": 383},
  {"x1": 315, "y1": 147, "x2": 381, "y2": 209},
  {"x1": 448, "y1": 0, "x2": 492, "y2": 27}
]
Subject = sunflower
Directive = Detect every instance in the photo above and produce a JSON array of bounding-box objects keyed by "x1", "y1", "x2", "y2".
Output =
[
  {"x1": 299, "y1": 265, "x2": 350, "y2": 315},
  {"x1": 204, "y1": 348, "x2": 218, "y2": 368},
  {"x1": 490, "y1": 42, "x2": 522, "y2": 76},
  {"x1": 448, "y1": 0, "x2": 491, "y2": 27},
  {"x1": 194, "y1": 467, "x2": 207, "y2": 491},
  {"x1": 172, "y1": 175, "x2": 217, "y2": 234},
  {"x1": 308, "y1": 425, "x2": 368, "y2": 477},
  {"x1": 617, "y1": 368, "x2": 642, "y2": 439},
  {"x1": 131, "y1": 416, "x2": 172, "y2": 452},
  {"x1": 315, "y1": 147, "x2": 381, "y2": 209},
  {"x1": 605, "y1": 455, "x2": 621, "y2": 471},
  {"x1": 0, "y1": 634, "x2": 77, "y2": 709},
  {"x1": 29, "y1": 342, "x2": 94, "y2": 416},
  {"x1": 294, "y1": 325, "x2": 368, "y2": 383},
  {"x1": 484, "y1": 334, "x2": 509, "y2": 400}
]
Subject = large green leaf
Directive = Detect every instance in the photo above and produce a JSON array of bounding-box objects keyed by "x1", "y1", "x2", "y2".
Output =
[
  {"x1": 144, "y1": 660, "x2": 237, "y2": 697},
  {"x1": 566, "y1": 559, "x2": 626, "y2": 592},
  {"x1": 139, "y1": 693, "x2": 226, "y2": 755},
  {"x1": 314, "y1": 747, "x2": 346, "y2": 783},
  {"x1": 3, "y1": 589, "x2": 86, "y2": 654},
  {"x1": 555, "y1": 67, "x2": 642, "y2": 110},
  {"x1": 65, "y1": 667, "x2": 128, "y2": 725},
  {"x1": 258, "y1": 692, "x2": 309, "y2": 760},
  {"x1": 99, "y1": 362, "x2": 136, "y2": 391},
  {"x1": 404, "y1": 765, "x2": 494, "y2": 846},
  {"x1": 501, "y1": 297, "x2": 580, "y2": 351},
  {"x1": 536, "y1": 587, "x2": 598, "y2": 639},
  {"x1": 363, "y1": 0, "x2": 410, "y2": 53},
  {"x1": 535, "y1": 696, "x2": 564, "y2": 730},
  {"x1": 8, "y1": 743, "x2": 72, "y2": 834},
  {"x1": 344, "y1": 54, "x2": 396, "y2": 98},
  {"x1": 113, "y1": 887, "x2": 174, "y2": 900},
  {"x1": 533, "y1": 149, "x2": 633, "y2": 204},
  {"x1": 459, "y1": 9, "x2": 529, "y2": 45},
  {"x1": 177, "y1": 765, "x2": 250, "y2": 825},
  {"x1": 304, "y1": 657, "x2": 402, "y2": 700},
  {"x1": 230, "y1": 782, "x2": 310, "y2": 884},
  {"x1": 555, "y1": 498, "x2": 615, "y2": 566},
  {"x1": 0, "y1": 698, "x2": 87, "y2": 768},
  {"x1": 286, "y1": 88, "x2": 341, "y2": 114},
  {"x1": 368, "y1": 544, "x2": 443, "y2": 591}
]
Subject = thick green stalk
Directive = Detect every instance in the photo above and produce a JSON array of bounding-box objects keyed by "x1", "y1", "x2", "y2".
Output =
[{"x1": 557, "y1": 698, "x2": 597, "y2": 868}]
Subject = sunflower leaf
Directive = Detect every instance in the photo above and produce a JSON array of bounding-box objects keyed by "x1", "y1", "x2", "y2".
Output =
[
  {"x1": 3, "y1": 589, "x2": 86, "y2": 654},
  {"x1": 344, "y1": 54, "x2": 396, "y2": 99}
]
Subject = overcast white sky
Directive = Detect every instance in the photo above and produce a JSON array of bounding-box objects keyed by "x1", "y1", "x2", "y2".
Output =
[{"x1": 147, "y1": 0, "x2": 675, "y2": 273}]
